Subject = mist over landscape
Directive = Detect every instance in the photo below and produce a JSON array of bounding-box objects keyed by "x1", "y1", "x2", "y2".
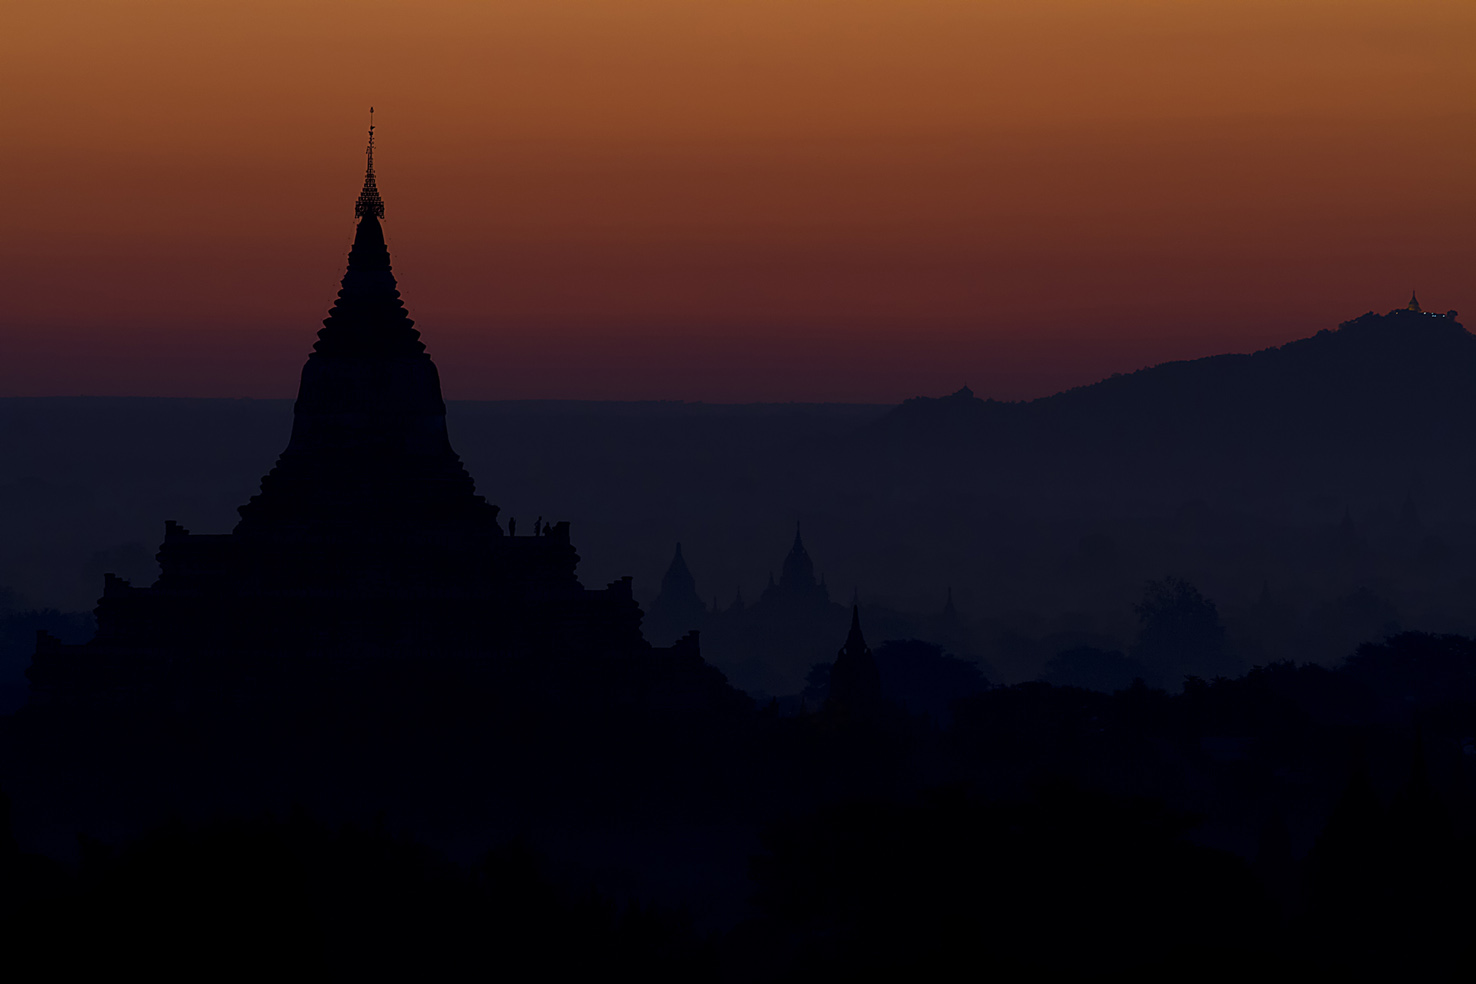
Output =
[{"x1": 5, "y1": 302, "x2": 1474, "y2": 701}]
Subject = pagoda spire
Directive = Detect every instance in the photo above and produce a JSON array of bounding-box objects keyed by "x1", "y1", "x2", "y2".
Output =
[
  {"x1": 843, "y1": 604, "x2": 867, "y2": 653},
  {"x1": 355, "y1": 107, "x2": 385, "y2": 219},
  {"x1": 780, "y1": 521, "x2": 816, "y2": 587},
  {"x1": 1407, "y1": 290, "x2": 1422, "y2": 313},
  {"x1": 827, "y1": 604, "x2": 882, "y2": 721},
  {"x1": 234, "y1": 115, "x2": 494, "y2": 537}
]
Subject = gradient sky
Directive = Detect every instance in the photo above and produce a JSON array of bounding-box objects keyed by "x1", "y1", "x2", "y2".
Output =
[{"x1": 3, "y1": 0, "x2": 1473, "y2": 402}]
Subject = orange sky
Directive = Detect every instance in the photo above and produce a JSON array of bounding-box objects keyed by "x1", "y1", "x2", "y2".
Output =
[{"x1": 2, "y1": 0, "x2": 1473, "y2": 401}]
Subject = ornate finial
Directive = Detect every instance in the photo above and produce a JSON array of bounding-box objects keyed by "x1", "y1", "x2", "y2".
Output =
[{"x1": 355, "y1": 107, "x2": 385, "y2": 219}]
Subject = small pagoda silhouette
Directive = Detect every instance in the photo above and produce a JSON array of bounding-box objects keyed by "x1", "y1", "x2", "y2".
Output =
[{"x1": 644, "y1": 543, "x2": 709, "y2": 646}]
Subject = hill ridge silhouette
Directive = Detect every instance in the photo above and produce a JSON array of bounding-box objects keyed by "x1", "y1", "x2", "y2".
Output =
[{"x1": 871, "y1": 307, "x2": 1471, "y2": 465}]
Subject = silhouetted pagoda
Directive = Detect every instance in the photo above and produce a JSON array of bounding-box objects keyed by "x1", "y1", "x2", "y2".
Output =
[
  {"x1": 761, "y1": 524, "x2": 831, "y2": 608},
  {"x1": 31, "y1": 125, "x2": 681, "y2": 701},
  {"x1": 825, "y1": 605, "x2": 882, "y2": 722},
  {"x1": 700, "y1": 524, "x2": 850, "y2": 696},
  {"x1": 643, "y1": 543, "x2": 709, "y2": 646}
]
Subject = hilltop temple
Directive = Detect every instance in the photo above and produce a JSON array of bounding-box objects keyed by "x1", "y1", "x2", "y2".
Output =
[
  {"x1": 30, "y1": 126, "x2": 685, "y2": 700},
  {"x1": 1398, "y1": 290, "x2": 1456, "y2": 319}
]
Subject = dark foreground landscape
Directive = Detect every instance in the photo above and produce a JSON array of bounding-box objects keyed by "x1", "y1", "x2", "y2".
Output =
[{"x1": 5, "y1": 630, "x2": 1476, "y2": 979}]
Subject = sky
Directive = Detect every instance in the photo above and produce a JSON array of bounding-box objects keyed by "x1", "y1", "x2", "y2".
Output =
[{"x1": 2, "y1": 0, "x2": 1473, "y2": 402}]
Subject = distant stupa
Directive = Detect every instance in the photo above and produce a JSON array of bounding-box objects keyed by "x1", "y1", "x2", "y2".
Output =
[
  {"x1": 644, "y1": 543, "x2": 709, "y2": 646},
  {"x1": 825, "y1": 605, "x2": 883, "y2": 721},
  {"x1": 1407, "y1": 290, "x2": 1423, "y2": 314},
  {"x1": 32, "y1": 117, "x2": 682, "y2": 701},
  {"x1": 763, "y1": 523, "x2": 831, "y2": 606}
]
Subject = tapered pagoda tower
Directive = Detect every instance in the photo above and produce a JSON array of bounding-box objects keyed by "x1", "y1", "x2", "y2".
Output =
[
  {"x1": 236, "y1": 119, "x2": 495, "y2": 539},
  {"x1": 31, "y1": 123, "x2": 667, "y2": 700}
]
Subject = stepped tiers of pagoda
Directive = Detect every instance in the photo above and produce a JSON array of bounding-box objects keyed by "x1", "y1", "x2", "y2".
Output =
[
  {"x1": 236, "y1": 208, "x2": 497, "y2": 538},
  {"x1": 29, "y1": 135, "x2": 674, "y2": 701}
]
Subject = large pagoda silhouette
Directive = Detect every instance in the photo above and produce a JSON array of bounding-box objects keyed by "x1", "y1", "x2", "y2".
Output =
[{"x1": 30, "y1": 123, "x2": 679, "y2": 700}]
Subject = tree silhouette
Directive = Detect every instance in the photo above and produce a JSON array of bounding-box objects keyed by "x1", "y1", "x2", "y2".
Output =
[{"x1": 1132, "y1": 576, "x2": 1239, "y2": 687}]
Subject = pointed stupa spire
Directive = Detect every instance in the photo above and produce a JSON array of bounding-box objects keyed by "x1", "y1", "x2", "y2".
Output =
[
  {"x1": 645, "y1": 540, "x2": 706, "y2": 642},
  {"x1": 844, "y1": 603, "x2": 867, "y2": 652},
  {"x1": 313, "y1": 111, "x2": 423, "y2": 357},
  {"x1": 355, "y1": 108, "x2": 385, "y2": 220},
  {"x1": 780, "y1": 521, "x2": 817, "y2": 590},
  {"x1": 658, "y1": 542, "x2": 697, "y2": 598},
  {"x1": 827, "y1": 603, "x2": 882, "y2": 721},
  {"x1": 1407, "y1": 290, "x2": 1422, "y2": 313}
]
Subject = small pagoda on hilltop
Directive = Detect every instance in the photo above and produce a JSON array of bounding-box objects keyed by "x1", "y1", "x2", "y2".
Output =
[
  {"x1": 1396, "y1": 290, "x2": 1456, "y2": 320},
  {"x1": 31, "y1": 121, "x2": 687, "y2": 701},
  {"x1": 1325, "y1": 291, "x2": 1462, "y2": 343}
]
